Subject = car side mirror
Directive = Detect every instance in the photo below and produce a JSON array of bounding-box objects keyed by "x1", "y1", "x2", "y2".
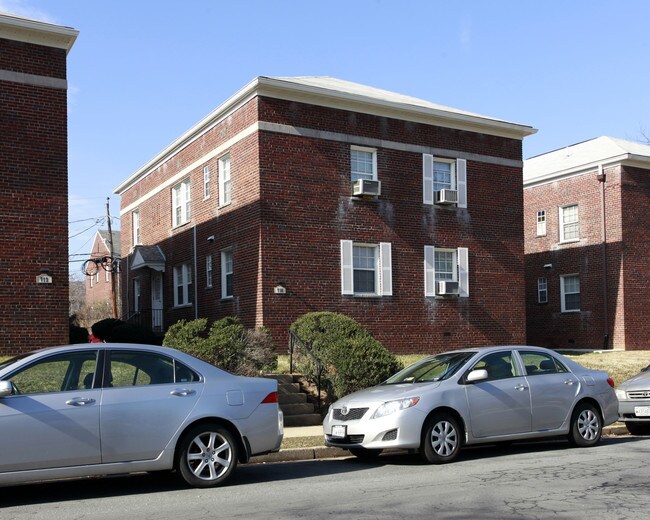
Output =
[
  {"x1": 0, "y1": 380, "x2": 13, "y2": 397},
  {"x1": 466, "y1": 369, "x2": 488, "y2": 383}
]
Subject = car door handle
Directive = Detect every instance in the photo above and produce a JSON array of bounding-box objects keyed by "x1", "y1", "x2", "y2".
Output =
[
  {"x1": 564, "y1": 380, "x2": 576, "y2": 386},
  {"x1": 65, "y1": 398, "x2": 96, "y2": 406},
  {"x1": 170, "y1": 389, "x2": 196, "y2": 397},
  {"x1": 514, "y1": 384, "x2": 528, "y2": 391}
]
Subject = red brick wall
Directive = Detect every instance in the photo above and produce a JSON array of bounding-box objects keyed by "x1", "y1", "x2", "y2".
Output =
[
  {"x1": 524, "y1": 166, "x2": 626, "y2": 350},
  {"x1": 85, "y1": 235, "x2": 116, "y2": 307},
  {"x1": 0, "y1": 39, "x2": 69, "y2": 355}
]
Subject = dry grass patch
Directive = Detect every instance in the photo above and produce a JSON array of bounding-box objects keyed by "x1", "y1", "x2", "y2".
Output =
[{"x1": 565, "y1": 350, "x2": 650, "y2": 386}]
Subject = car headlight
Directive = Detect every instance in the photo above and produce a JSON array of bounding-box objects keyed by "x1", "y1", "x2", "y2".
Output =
[
  {"x1": 372, "y1": 397, "x2": 420, "y2": 419},
  {"x1": 615, "y1": 389, "x2": 627, "y2": 400}
]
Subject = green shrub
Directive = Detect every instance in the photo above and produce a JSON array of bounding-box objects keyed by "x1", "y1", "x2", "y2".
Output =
[
  {"x1": 163, "y1": 317, "x2": 277, "y2": 376},
  {"x1": 290, "y1": 312, "x2": 400, "y2": 400}
]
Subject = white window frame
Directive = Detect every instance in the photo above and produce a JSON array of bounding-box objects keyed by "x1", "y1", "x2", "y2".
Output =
[
  {"x1": 560, "y1": 274, "x2": 580, "y2": 312},
  {"x1": 537, "y1": 277, "x2": 548, "y2": 304},
  {"x1": 423, "y1": 155, "x2": 467, "y2": 208},
  {"x1": 221, "y1": 248, "x2": 233, "y2": 299},
  {"x1": 173, "y1": 262, "x2": 193, "y2": 307},
  {"x1": 172, "y1": 179, "x2": 191, "y2": 227},
  {"x1": 133, "y1": 277, "x2": 141, "y2": 312},
  {"x1": 203, "y1": 165, "x2": 211, "y2": 200},
  {"x1": 536, "y1": 210, "x2": 546, "y2": 237},
  {"x1": 132, "y1": 209, "x2": 141, "y2": 246},
  {"x1": 559, "y1": 204, "x2": 579, "y2": 243},
  {"x1": 350, "y1": 146, "x2": 377, "y2": 181},
  {"x1": 105, "y1": 268, "x2": 110, "y2": 283},
  {"x1": 340, "y1": 240, "x2": 392, "y2": 296},
  {"x1": 206, "y1": 255, "x2": 213, "y2": 289},
  {"x1": 219, "y1": 154, "x2": 231, "y2": 207},
  {"x1": 424, "y1": 246, "x2": 470, "y2": 297}
]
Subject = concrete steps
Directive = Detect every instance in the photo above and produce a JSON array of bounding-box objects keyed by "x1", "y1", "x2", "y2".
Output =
[{"x1": 265, "y1": 374, "x2": 323, "y2": 427}]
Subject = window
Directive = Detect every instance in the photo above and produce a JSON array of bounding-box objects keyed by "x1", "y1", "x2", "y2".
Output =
[
  {"x1": 471, "y1": 351, "x2": 515, "y2": 381},
  {"x1": 424, "y1": 246, "x2": 469, "y2": 297},
  {"x1": 422, "y1": 154, "x2": 467, "y2": 208},
  {"x1": 219, "y1": 154, "x2": 231, "y2": 207},
  {"x1": 108, "y1": 351, "x2": 200, "y2": 387},
  {"x1": 537, "y1": 277, "x2": 548, "y2": 304},
  {"x1": 105, "y1": 268, "x2": 110, "y2": 283},
  {"x1": 221, "y1": 249, "x2": 233, "y2": 299},
  {"x1": 172, "y1": 179, "x2": 191, "y2": 227},
  {"x1": 559, "y1": 204, "x2": 579, "y2": 242},
  {"x1": 340, "y1": 241, "x2": 392, "y2": 296},
  {"x1": 536, "y1": 210, "x2": 546, "y2": 236},
  {"x1": 520, "y1": 351, "x2": 568, "y2": 375},
  {"x1": 132, "y1": 209, "x2": 141, "y2": 245},
  {"x1": 173, "y1": 262, "x2": 193, "y2": 307},
  {"x1": 203, "y1": 165, "x2": 210, "y2": 199},
  {"x1": 350, "y1": 146, "x2": 377, "y2": 181},
  {"x1": 561, "y1": 274, "x2": 580, "y2": 312},
  {"x1": 133, "y1": 278, "x2": 141, "y2": 312},
  {"x1": 206, "y1": 255, "x2": 213, "y2": 289}
]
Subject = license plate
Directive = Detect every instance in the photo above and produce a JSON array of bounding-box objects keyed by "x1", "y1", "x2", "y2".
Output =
[
  {"x1": 331, "y1": 425, "x2": 347, "y2": 438},
  {"x1": 635, "y1": 406, "x2": 650, "y2": 417}
]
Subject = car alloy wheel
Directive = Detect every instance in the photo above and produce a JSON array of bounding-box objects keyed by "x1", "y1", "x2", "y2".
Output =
[
  {"x1": 421, "y1": 413, "x2": 461, "y2": 464},
  {"x1": 178, "y1": 424, "x2": 238, "y2": 487},
  {"x1": 568, "y1": 403, "x2": 602, "y2": 447}
]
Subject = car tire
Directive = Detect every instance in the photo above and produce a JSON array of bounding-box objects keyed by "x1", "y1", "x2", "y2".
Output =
[
  {"x1": 420, "y1": 413, "x2": 461, "y2": 464},
  {"x1": 349, "y1": 447, "x2": 383, "y2": 460},
  {"x1": 568, "y1": 402, "x2": 602, "y2": 447},
  {"x1": 177, "y1": 423, "x2": 238, "y2": 488},
  {"x1": 625, "y1": 422, "x2": 650, "y2": 436}
]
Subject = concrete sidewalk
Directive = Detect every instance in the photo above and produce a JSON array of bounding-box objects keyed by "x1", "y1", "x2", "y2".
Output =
[{"x1": 250, "y1": 423, "x2": 631, "y2": 464}]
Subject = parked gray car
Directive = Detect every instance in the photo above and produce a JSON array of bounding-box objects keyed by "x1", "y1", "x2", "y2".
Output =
[
  {"x1": 324, "y1": 346, "x2": 618, "y2": 463},
  {"x1": 0, "y1": 343, "x2": 283, "y2": 488},
  {"x1": 616, "y1": 364, "x2": 650, "y2": 435}
]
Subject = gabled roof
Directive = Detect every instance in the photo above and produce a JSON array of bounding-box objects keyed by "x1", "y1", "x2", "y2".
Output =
[
  {"x1": 0, "y1": 13, "x2": 78, "y2": 54},
  {"x1": 115, "y1": 75, "x2": 536, "y2": 194},
  {"x1": 130, "y1": 245, "x2": 166, "y2": 272},
  {"x1": 524, "y1": 136, "x2": 650, "y2": 186},
  {"x1": 93, "y1": 230, "x2": 121, "y2": 257}
]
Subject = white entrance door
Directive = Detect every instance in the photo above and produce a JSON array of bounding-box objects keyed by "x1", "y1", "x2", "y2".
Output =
[{"x1": 151, "y1": 271, "x2": 163, "y2": 331}]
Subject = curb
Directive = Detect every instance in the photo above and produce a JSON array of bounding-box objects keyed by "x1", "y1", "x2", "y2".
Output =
[{"x1": 250, "y1": 424, "x2": 630, "y2": 464}]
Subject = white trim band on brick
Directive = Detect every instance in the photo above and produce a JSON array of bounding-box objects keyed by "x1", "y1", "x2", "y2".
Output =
[{"x1": 0, "y1": 69, "x2": 68, "y2": 90}]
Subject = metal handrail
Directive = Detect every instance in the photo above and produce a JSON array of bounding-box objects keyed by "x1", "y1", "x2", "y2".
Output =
[{"x1": 288, "y1": 330, "x2": 324, "y2": 412}]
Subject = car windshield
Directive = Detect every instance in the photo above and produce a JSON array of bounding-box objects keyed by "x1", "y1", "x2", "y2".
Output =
[{"x1": 383, "y1": 351, "x2": 475, "y2": 384}]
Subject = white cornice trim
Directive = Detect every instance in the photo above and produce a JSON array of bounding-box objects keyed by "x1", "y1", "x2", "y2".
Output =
[{"x1": 0, "y1": 13, "x2": 78, "y2": 54}]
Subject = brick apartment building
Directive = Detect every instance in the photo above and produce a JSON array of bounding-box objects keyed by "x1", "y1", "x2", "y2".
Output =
[
  {"x1": 524, "y1": 136, "x2": 650, "y2": 350},
  {"x1": 84, "y1": 230, "x2": 121, "y2": 310},
  {"x1": 0, "y1": 14, "x2": 77, "y2": 355},
  {"x1": 115, "y1": 76, "x2": 536, "y2": 353}
]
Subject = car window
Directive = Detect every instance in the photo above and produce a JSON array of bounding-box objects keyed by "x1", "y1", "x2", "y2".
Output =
[
  {"x1": 519, "y1": 351, "x2": 568, "y2": 375},
  {"x1": 383, "y1": 352, "x2": 475, "y2": 384},
  {"x1": 6, "y1": 350, "x2": 99, "y2": 395},
  {"x1": 108, "y1": 350, "x2": 199, "y2": 387},
  {"x1": 471, "y1": 352, "x2": 516, "y2": 381}
]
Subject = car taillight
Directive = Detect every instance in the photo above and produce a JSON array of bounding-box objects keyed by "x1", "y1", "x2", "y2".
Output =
[
  {"x1": 261, "y1": 391, "x2": 278, "y2": 404},
  {"x1": 607, "y1": 378, "x2": 615, "y2": 388}
]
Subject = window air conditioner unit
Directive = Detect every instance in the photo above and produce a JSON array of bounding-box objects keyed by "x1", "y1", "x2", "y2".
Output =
[
  {"x1": 435, "y1": 189, "x2": 458, "y2": 205},
  {"x1": 436, "y1": 281, "x2": 459, "y2": 296},
  {"x1": 353, "y1": 179, "x2": 381, "y2": 197}
]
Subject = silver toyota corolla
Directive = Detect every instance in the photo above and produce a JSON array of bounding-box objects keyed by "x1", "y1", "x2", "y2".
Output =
[
  {"x1": 616, "y1": 364, "x2": 650, "y2": 436},
  {"x1": 323, "y1": 346, "x2": 617, "y2": 463},
  {"x1": 0, "y1": 343, "x2": 283, "y2": 488}
]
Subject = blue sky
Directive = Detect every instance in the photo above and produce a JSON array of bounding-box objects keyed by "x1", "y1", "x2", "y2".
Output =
[{"x1": 2, "y1": 0, "x2": 649, "y2": 277}]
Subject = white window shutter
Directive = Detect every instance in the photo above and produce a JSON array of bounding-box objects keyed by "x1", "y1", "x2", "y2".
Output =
[
  {"x1": 340, "y1": 240, "x2": 354, "y2": 295},
  {"x1": 424, "y1": 246, "x2": 436, "y2": 297},
  {"x1": 423, "y1": 154, "x2": 434, "y2": 205},
  {"x1": 457, "y1": 159, "x2": 467, "y2": 208},
  {"x1": 379, "y1": 242, "x2": 392, "y2": 296},
  {"x1": 458, "y1": 247, "x2": 469, "y2": 297}
]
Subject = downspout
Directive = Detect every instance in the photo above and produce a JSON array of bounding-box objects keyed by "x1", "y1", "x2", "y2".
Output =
[
  {"x1": 597, "y1": 165, "x2": 609, "y2": 349},
  {"x1": 193, "y1": 224, "x2": 199, "y2": 319}
]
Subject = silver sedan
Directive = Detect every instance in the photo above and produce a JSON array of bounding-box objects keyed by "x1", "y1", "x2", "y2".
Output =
[
  {"x1": 323, "y1": 346, "x2": 617, "y2": 462},
  {"x1": 616, "y1": 364, "x2": 650, "y2": 435},
  {"x1": 0, "y1": 343, "x2": 283, "y2": 488}
]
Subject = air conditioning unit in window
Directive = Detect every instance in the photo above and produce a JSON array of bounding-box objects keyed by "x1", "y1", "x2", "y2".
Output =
[
  {"x1": 435, "y1": 189, "x2": 458, "y2": 205},
  {"x1": 436, "y1": 281, "x2": 459, "y2": 296},
  {"x1": 353, "y1": 179, "x2": 381, "y2": 197}
]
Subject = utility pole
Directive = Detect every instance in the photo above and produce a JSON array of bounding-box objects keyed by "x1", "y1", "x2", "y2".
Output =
[{"x1": 106, "y1": 198, "x2": 118, "y2": 319}]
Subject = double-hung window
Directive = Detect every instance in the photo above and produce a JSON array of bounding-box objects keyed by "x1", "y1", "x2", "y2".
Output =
[
  {"x1": 537, "y1": 277, "x2": 548, "y2": 304},
  {"x1": 172, "y1": 180, "x2": 191, "y2": 227},
  {"x1": 203, "y1": 165, "x2": 211, "y2": 199},
  {"x1": 536, "y1": 210, "x2": 546, "y2": 236},
  {"x1": 340, "y1": 241, "x2": 392, "y2": 296},
  {"x1": 424, "y1": 246, "x2": 469, "y2": 297},
  {"x1": 173, "y1": 262, "x2": 193, "y2": 307},
  {"x1": 559, "y1": 204, "x2": 579, "y2": 242},
  {"x1": 221, "y1": 249, "x2": 233, "y2": 299},
  {"x1": 132, "y1": 209, "x2": 141, "y2": 246},
  {"x1": 422, "y1": 154, "x2": 467, "y2": 207},
  {"x1": 350, "y1": 146, "x2": 377, "y2": 181},
  {"x1": 560, "y1": 275, "x2": 580, "y2": 312},
  {"x1": 219, "y1": 154, "x2": 231, "y2": 207}
]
